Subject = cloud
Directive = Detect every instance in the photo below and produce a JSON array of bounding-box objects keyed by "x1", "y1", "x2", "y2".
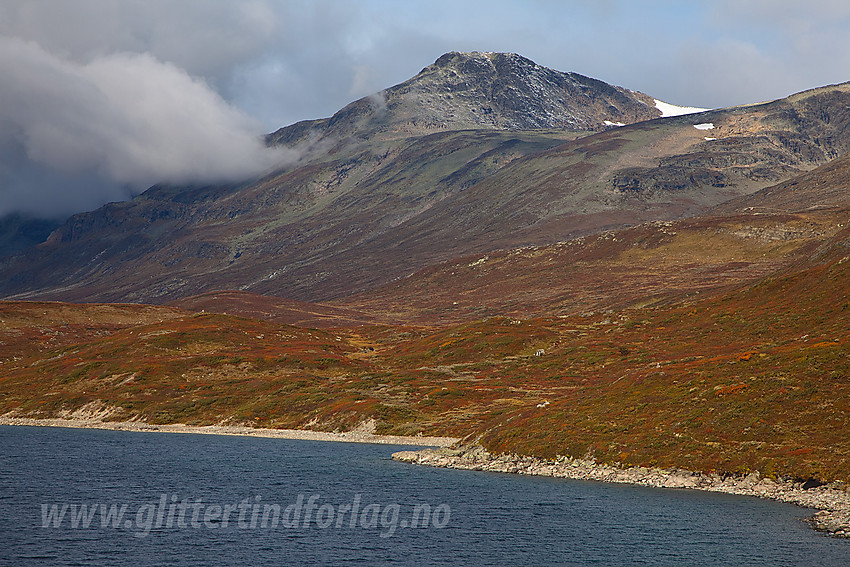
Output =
[
  {"x1": 0, "y1": 0, "x2": 279, "y2": 87},
  {"x1": 0, "y1": 36, "x2": 291, "y2": 217}
]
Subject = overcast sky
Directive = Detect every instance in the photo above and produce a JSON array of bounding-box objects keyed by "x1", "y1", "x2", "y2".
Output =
[{"x1": 2, "y1": 0, "x2": 849, "y2": 219}]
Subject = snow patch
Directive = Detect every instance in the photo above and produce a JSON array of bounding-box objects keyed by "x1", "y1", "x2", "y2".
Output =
[
  {"x1": 654, "y1": 99, "x2": 710, "y2": 118},
  {"x1": 704, "y1": 137, "x2": 717, "y2": 141},
  {"x1": 693, "y1": 123, "x2": 715, "y2": 130},
  {"x1": 603, "y1": 120, "x2": 625, "y2": 127}
]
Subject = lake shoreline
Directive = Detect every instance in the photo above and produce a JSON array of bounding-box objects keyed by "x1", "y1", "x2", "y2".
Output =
[
  {"x1": 393, "y1": 444, "x2": 850, "y2": 539},
  {"x1": 6, "y1": 417, "x2": 848, "y2": 538},
  {"x1": 0, "y1": 417, "x2": 458, "y2": 447}
]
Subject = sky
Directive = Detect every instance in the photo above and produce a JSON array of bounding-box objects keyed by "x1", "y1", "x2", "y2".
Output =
[{"x1": 2, "y1": 0, "x2": 850, "y2": 219}]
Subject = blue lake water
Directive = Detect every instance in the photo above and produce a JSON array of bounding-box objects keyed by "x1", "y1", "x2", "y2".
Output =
[{"x1": 0, "y1": 425, "x2": 847, "y2": 566}]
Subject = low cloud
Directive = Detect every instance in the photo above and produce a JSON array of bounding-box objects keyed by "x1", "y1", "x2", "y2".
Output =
[{"x1": 0, "y1": 36, "x2": 291, "y2": 218}]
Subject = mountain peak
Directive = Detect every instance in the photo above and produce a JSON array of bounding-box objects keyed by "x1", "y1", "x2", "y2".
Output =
[
  {"x1": 405, "y1": 50, "x2": 662, "y2": 128},
  {"x1": 268, "y1": 51, "x2": 661, "y2": 147}
]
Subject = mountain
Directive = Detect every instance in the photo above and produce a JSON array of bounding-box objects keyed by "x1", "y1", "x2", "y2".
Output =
[
  {"x1": 0, "y1": 213, "x2": 62, "y2": 257},
  {"x1": 3, "y1": 55, "x2": 850, "y2": 305},
  {"x1": 266, "y1": 51, "x2": 661, "y2": 149}
]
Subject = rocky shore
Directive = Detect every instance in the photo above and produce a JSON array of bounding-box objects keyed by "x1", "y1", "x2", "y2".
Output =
[
  {"x1": 393, "y1": 445, "x2": 850, "y2": 538},
  {"x1": 0, "y1": 417, "x2": 458, "y2": 447}
]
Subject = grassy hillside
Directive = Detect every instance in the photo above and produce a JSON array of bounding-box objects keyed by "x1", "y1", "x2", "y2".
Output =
[{"x1": 474, "y1": 243, "x2": 850, "y2": 482}]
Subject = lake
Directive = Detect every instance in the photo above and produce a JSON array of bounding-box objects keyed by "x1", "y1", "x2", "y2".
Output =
[{"x1": 1, "y1": 425, "x2": 847, "y2": 566}]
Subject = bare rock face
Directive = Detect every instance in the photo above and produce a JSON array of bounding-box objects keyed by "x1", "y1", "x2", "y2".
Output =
[{"x1": 267, "y1": 51, "x2": 660, "y2": 147}]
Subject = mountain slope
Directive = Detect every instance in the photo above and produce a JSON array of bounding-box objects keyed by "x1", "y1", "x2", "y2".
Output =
[
  {"x1": 339, "y1": 141, "x2": 850, "y2": 323},
  {"x1": 0, "y1": 129, "x2": 578, "y2": 302},
  {"x1": 713, "y1": 148, "x2": 850, "y2": 215},
  {"x1": 0, "y1": 214, "x2": 62, "y2": 257},
  {"x1": 170, "y1": 290, "x2": 381, "y2": 328},
  {"x1": 338, "y1": 211, "x2": 844, "y2": 324}
]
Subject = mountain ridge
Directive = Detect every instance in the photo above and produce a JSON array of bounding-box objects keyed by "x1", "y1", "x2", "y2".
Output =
[{"x1": 3, "y1": 54, "x2": 850, "y2": 305}]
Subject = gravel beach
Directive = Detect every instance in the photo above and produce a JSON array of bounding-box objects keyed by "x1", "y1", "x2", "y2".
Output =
[{"x1": 0, "y1": 417, "x2": 458, "y2": 447}]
